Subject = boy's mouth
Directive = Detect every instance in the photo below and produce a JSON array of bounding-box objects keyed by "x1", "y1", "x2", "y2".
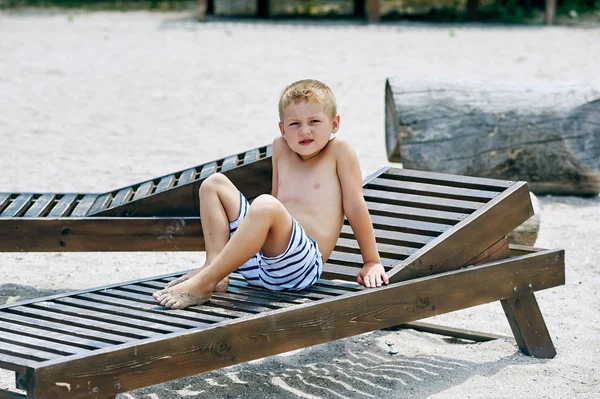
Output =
[{"x1": 299, "y1": 139, "x2": 313, "y2": 146}]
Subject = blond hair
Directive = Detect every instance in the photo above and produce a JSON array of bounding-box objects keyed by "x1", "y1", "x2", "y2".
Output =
[{"x1": 278, "y1": 79, "x2": 337, "y2": 121}]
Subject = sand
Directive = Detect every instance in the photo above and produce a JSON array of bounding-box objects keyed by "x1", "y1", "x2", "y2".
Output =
[{"x1": 0, "y1": 10, "x2": 599, "y2": 398}]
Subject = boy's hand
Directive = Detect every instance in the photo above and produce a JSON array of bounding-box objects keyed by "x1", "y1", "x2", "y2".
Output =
[{"x1": 357, "y1": 262, "x2": 389, "y2": 288}]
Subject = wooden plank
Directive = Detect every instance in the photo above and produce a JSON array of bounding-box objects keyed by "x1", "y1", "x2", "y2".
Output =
[
  {"x1": 126, "y1": 284, "x2": 274, "y2": 314},
  {"x1": 0, "y1": 313, "x2": 130, "y2": 345},
  {"x1": 95, "y1": 288, "x2": 248, "y2": 319},
  {"x1": 22, "y1": 194, "x2": 55, "y2": 218},
  {"x1": 368, "y1": 177, "x2": 498, "y2": 202},
  {"x1": 46, "y1": 194, "x2": 78, "y2": 218},
  {"x1": 0, "y1": 194, "x2": 34, "y2": 218},
  {"x1": 32, "y1": 250, "x2": 564, "y2": 398},
  {"x1": 55, "y1": 297, "x2": 215, "y2": 327},
  {"x1": 0, "y1": 319, "x2": 112, "y2": 350},
  {"x1": 8, "y1": 306, "x2": 155, "y2": 340},
  {"x1": 70, "y1": 195, "x2": 98, "y2": 217},
  {"x1": 243, "y1": 148, "x2": 260, "y2": 164},
  {"x1": 266, "y1": 144, "x2": 273, "y2": 158},
  {"x1": 178, "y1": 168, "x2": 197, "y2": 185},
  {"x1": 327, "y1": 252, "x2": 398, "y2": 269},
  {"x1": 88, "y1": 193, "x2": 113, "y2": 215},
  {"x1": 0, "y1": 193, "x2": 11, "y2": 213},
  {"x1": 388, "y1": 182, "x2": 534, "y2": 282},
  {"x1": 0, "y1": 341, "x2": 60, "y2": 362},
  {"x1": 368, "y1": 214, "x2": 451, "y2": 236},
  {"x1": 155, "y1": 175, "x2": 176, "y2": 193},
  {"x1": 109, "y1": 188, "x2": 134, "y2": 208},
  {"x1": 220, "y1": 155, "x2": 239, "y2": 172},
  {"x1": 0, "y1": 352, "x2": 39, "y2": 371},
  {"x1": 131, "y1": 181, "x2": 154, "y2": 201},
  {"x1": 383, "y1": 168, "x2": 513, "y2": 191},
  {"x1": 199, "y1": 162, "x2": 218, "y2": 180},
  {"x1": 366, "y1": 200, "x2": 467, "y2": 225},
  {"x1": 0, "y1": 217, "x2": 203, "y2": 252},
  {"x1": 0, "y1": 330, "x2": 82, "y2": 356},
  {"x1": 29, "y1": 301, "x2": 183, "y2": 335},
  {"x1": 363, "y1": 188, "x2": 482, "y2": 213},
  {"x1": 342, "y1": 225, "x2": 433, "y2": 247},
  {"x1": 390, "y1": 321, "x2": 511, "y2": 342},
  {"x1": 335, "y1": 237, "x2": 416, "y2": 258},
  {"x1": 502, "y1": 292, "x2": 557, "y2": 358},
  {"x1": 509, "y1": 244, "x2": 544, "y2": 257}
]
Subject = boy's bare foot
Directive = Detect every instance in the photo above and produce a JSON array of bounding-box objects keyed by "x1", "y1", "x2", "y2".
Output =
[
  {"x1": 165, "y1": 270, "x2": 200, "y2": 288},
  {"x1": 153, "y1": 288, "x2": 211, "y2": 310},
  {"x1": 153, "y1": 276, "x2": 228, "y2": 310}
]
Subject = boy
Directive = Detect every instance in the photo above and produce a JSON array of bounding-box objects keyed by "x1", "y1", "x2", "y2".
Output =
[{"x1": 153, "y1": 79, "x2": 388, "y2": 310}]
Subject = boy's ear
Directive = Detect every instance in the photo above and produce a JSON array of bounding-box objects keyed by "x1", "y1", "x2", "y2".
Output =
[
  {"x1": 278, "y1": 122, "x2": 285, "y2": 137},
  {"x1": 331, "y1": 115, "x2": 340, "y2": 133}
]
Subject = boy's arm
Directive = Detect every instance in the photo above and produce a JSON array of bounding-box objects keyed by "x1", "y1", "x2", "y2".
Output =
[
  {"x1": 335, "y1": 140, "x2": 389, "y2": 288},
  {"x1": 271, "y1": 137, "x2": 280, "y2": 198}
]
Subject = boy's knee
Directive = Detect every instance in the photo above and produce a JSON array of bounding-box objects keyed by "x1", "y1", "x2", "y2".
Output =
[
  {"x1": 199, "y1": 173, "x2": 228, "y2": 195},
  {"x1": 249, "y1": 194, "x2": 281, "y2": 215}
]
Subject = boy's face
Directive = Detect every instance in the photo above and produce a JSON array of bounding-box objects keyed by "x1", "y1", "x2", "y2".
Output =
[{"x1": 278, "y1": 100, "x2": 339, "y2": 161}]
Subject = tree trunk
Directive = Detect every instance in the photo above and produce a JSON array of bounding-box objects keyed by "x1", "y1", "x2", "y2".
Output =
[{"x1": 385, "y1": 78, "x2": 600, "y2": 195}]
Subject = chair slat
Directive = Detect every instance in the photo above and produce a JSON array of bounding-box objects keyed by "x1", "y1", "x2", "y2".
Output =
[
  {"x1": 366, "y1": 200, "x2": 467, "y2": 225},
  {"x1": 70, "y1": 195, "x2": 98, "y2": 217},
  {"x1": 0, "y1": 330, "x2": 83, "y2": 356},
  {"x1": 155, "y1": 175, "x2": 176, "y2": 193},
  {"x1": 47, "y1": 194, "x2": 78, "y2": 217},
  {"x1": 336, "y1": 237, "x2": 416, "y2": 258},
  {"x1": 244, "y1": 148, "x2": 260, "y2": 164},
  {"x1": 0, "y1": 352, "x2": 41, "y2": 369},
  {"x1": 10, "y1": 305, "x2": 155, "y2": 339},
  {"x1": 369, "y1": 177, "x2": 498, "y2": 202},
  {"x1": 88, "y1": 193, "x2": 113, "y2": 215},
  {"x1": 56, "y1": 297, "x2": 213, "y2": 328},
  {"x1": 105, "y1": 287, "x2": 250, "y2": 318},
  {"x1": 110, "y1": 188, "x2": 134, "y2": 208},
  {"x1": 220, "y1": 155, "x2": 239, "y2": 172},
  {"x1": 199, "y1": 162, "x2": 218, "y2": 180},
  {"x1": 0, "y1": 312, "x2": 130, "y2": 344},
  {"x1": 341, "y1": 225, "x2": 433, "y2": 247},
  {"x1": 0, "y1": 193, "x2": 10, "y2": 213},
  {"x1": 73, "y1": 293, "x2": 226, "y2": 324},
  {"x1": 363, "y1": 188, "x2": 482, "y2": 213},
  {"x1": 0, "y1": 319, "x2": 111, "y2": 349},
  {"x1": 83, "y1": 291, "x2": 237, "y2": 321},
  {"x1": 23, "y1": 194, "x2": 55, "y2": 217},
  {"x1": 383, "y1": 168, "x2": 513, "y2": 191},
  {"x1": 0, "y1": 340, "x2": 61, "y2": 362},
  {"x1": 0, "y1": 194, "x2": 34, "y2": 217},
  {"x1": 178, "y1": 168, "x2": 196, "y2": 185},
  {"x1": 31, "y1": 301, "x2": 181, "y2": 334},
  {"x1": 327, "y1": 252, "x2": 398, "y2": 268},
  {"x1": 132, "y1": 181, "x2": 154, "y2": 201},
  {"x1": 266, "y1": 144, "x2": 273, "y2": 158},
  {"x1": 367, "y1": 215, "x2": 451, "y2": 236}
]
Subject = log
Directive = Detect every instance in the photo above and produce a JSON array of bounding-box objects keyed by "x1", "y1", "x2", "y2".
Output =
[{"x1": 385, "y1": 78, "x2": 600, "y2": 195}]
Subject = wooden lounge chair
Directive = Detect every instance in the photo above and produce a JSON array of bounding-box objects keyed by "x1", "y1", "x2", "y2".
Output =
[
  {"x1": 0, "y1": 146, "x2": 273, "y2": 252},
  {"x1": 0, "y1": 160, "x2": 565, "y2": 398}
]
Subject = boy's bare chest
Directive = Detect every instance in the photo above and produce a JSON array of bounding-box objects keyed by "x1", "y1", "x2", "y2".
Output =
[{"x1": 276, "y1": 160, "x2": 340, "y2": 205}]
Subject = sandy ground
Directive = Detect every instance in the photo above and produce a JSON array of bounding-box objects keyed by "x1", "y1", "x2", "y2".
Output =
[{"x1": 1, "y1": 10, "x2": 599, "y2": 398}]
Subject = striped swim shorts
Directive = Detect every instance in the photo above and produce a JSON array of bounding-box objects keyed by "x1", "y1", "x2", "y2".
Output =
[{"x1": 229, "y1": 193, "x2": 323, "y2": 291}]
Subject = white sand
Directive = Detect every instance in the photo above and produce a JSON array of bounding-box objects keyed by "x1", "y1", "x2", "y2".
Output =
[{"x1": 0, "y1": 10, "x2": 599, "y2": 398}]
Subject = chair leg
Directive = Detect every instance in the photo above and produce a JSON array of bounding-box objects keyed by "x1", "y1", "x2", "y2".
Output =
[{"x1": 501, "y1": 293, "x2": 556, "y2": 358}]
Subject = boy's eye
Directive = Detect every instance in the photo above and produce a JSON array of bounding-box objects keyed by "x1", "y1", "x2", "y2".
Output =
[
  {"x1": 289, "y1": 122, "x2": 298, "y2": 126},
  {"x1": 311, "y1": 120, "x2": 320, "y2": 123}
]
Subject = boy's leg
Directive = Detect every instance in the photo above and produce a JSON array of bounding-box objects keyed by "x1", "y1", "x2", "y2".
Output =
[
  {"x1": 166, "y1": 173, "x2": 241, "y2": 289},
  {"x1": 154, "y1": 194, "x2": 294, "y2": 309}
]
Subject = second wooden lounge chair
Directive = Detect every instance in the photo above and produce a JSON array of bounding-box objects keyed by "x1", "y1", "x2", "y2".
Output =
[{"x1": 0, "y1": 161, "x2": 565, "y2": 398}]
